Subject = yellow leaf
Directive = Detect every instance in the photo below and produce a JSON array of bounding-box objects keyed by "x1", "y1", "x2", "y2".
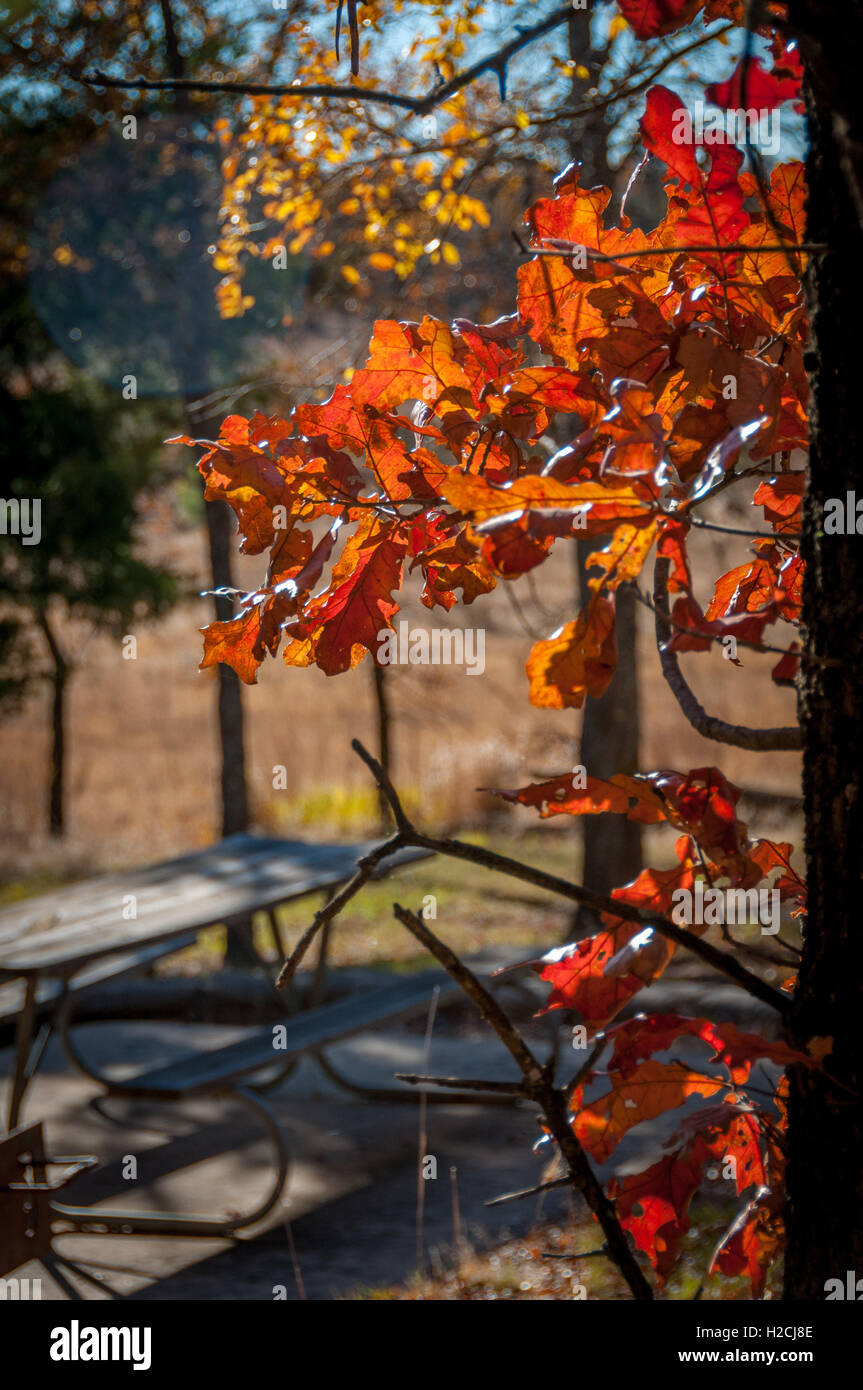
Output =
[
  {"x1": 441, "y1": 242, "x2": 460, "y2": 266},
  {"x1": 609, "y1": 14, "x2": 629, "y2": 39},
  {"x1": 515, "y1": 110, "x2": 530, "y2": 130},
  {"x1": 341, "y1": 265, "x2": 361, "y2": 284},
  {"x1": 369, "y1": 252, "x2": 396, "y2": 270},
  {"x1": 575, "y1": 64, "x2": 590, "y2": 81}
]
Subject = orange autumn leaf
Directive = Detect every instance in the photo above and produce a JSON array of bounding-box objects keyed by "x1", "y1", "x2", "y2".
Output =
[
  {"x1": 572, "y1": 1059, "x2": 725, "y2": 1163},
  {"x1": 526, "y1": 594, "x2": 617, "y2": 709},
  {"x1": 490, "y1": 771, "x2": 668, "y2": 823}
]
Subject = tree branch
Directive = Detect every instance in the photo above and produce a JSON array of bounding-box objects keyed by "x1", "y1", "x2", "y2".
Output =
[
  {"x1": 485, "y1": 1175, "x2": 572, "y2": 1207},
  {"x1": 513, "y1": 237, "x2": 826, "y2": 263},
  {"x1": 392, "y1": 902, "x2": 654, "y2": 1300},
  {"x1": 395, "y1": 1073, "x2": 529, "y2": 1095},
  {"x1": 274, "y1": 831, "x2": 406, "y2": 987},
  {"x1": 84, "y1": 3, "x2": 576, "y2": 115},
  {"x1": 652, "y1": 555, "x2": 802, "y2": 751},
  {"x1": 316, "y1": 740, "x2": 790, "y2": 1015}
]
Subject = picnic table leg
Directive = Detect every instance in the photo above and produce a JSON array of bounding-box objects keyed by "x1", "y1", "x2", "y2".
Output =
[
  {"x1": 265, "y1": 909, "x2": 299, "y2": 1015},
  {"x1": 308, "y1": 921, "x2": 332, "y2": 1010},
  {"x1": 7, "y1": 975, "x2": 38, "y2": 1131},
  {"x1": 50, "y1": 1086, "x2": 290, "y2": 1239},
  {"x1": 306, "y1": 886, "x2": 338, "y2": 1010}
]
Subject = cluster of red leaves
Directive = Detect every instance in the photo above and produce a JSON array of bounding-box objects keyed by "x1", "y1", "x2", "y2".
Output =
[
  {"x1": 503, "y1": 765, "x2": 803, "y2": 1028},
  {"x1": 507, "y1": 763, "x2": 806, "y2": 1293},
  {"x1": 182, "y1": 75, "x2": 807, "y2": 704},
  {"x1": 190, "y1": 5, "x2": 809, "y2": 1298}
]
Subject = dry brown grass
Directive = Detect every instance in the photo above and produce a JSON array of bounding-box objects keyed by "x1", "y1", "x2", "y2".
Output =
[{"x1": 353, "y1": 1199, "x2": 766, "y2": 1300}]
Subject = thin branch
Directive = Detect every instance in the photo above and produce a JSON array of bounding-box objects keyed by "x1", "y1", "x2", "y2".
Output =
[
  {"x1": 485, "y1": 1175, "x2": 572, "y2": 1207},
  {"x1": 84, "y1": 3, "x2": 576, "y2": 115},
  {"x1": 339, "y1": 740, "x2": 790, "y2": 1016},
  {"x1": 686, "y1": 461, "x2": 775, "y2": 512},
  {"x1": 652, "y1": 555, "x2": 802, "y2": 751},
  {"x1": 274, "y1": 831, "x2": 405, "y2": 987},
  {"x1": 352, "y1": 739, "x2": 413, "y2": 833},
  {"x1": 392, "y1": 903, "x2": 654, "y2": 1300},
  {"x1": 627, "y1": 581, "x2": 808, "y2": 665},
  {"x1": 542, "y1": 1248, "x2": 608, "y2": 1259},
  {"x1": 688, "y1": 515, "x2": 802, "y2": 542},
  {"x1": 513, "y1": 237, "x2": 825, "y2": 263},
  {"x1": 393, "y1": 903, "x2": 545, "y2": 1084},
  {"x1": 395, "y1": 1074, "x2": 529, "y2": 1096}
]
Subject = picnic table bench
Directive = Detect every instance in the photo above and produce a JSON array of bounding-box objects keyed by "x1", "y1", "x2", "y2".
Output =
[
  {"x1": 1, "y1": 947, "x2": 469, "y2": 1288},
  {"x1": 0, "y1": 831, "x2": 429, "y2": 1132},
  {"x1": 0, "y1": 832, "x2": 467, "y2": 1257},
  {"x1": 0, "y1": 833, "x2": 539, "y2": 1280}
]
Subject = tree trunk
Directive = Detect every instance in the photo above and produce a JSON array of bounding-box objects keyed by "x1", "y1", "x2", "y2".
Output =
[
  {"x1": 371, "y1": 661, "x2": 392, "y2": 829},
  {"x1": 575, "y1": 546, "x2": 642, "y2": 934},
  {"x1": 160, "y1": 2, "x2": 249, "y2": 845},
  {"x1": 158, "y1": 0, "x2": 251, "y2": 966},
  {"x1": 204, "y1": 495, "x2": 250, "y2": 839},
  {"x1": 784, "y1": 0, "x2": 863, "y2": 1299},
  {"x1": 37, "y1": 610, "x2": 69, "y2": 838},
  {"x1": 567, "y1": 8, "x2": 643, "y2": 929}
]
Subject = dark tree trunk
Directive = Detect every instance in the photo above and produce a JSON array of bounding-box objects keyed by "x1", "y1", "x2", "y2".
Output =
[
  {"x1": 203, "y1": 480, "x2": 254, "y2": 967},
  {"x1": 575, "y1": 546, "x2": 642, "y2": 934},
  {"x1": 37, "y1": 610, "x2": 69, "y2": 838},
  {"x1": 159, "y1": 0, "x2": 250, "y2": 966},
  {"x1": 783, "y1": 0, "x2": 863, "y2": 1299},
  {"x1": 371, "y1": 661, "x2": 392, "y2": 829},
  {"x1": 204, "y1": 496, "x2": 250, "y2": 839},
  {"x1": 567, "y1": 8, "x2": 643, "y2": 929}
]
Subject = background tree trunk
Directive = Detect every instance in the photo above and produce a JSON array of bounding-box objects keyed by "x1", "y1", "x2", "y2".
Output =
[
  {"x1": 204, "y1": 495, "x2": 250, "y2": 839},
  {"x1": 160, "y1": 0, "x2": 251, "y2": 966},
  {"x1": 38, "y1": 610, "x2": 68, "y2": 838},
  {"x1": 567, "y1": 6, "x2": 642, "y2": 930},
  {"x1": 371, "y1": 661, "x2": 392, "y2": 830},
  {"x1": 784, "y1": 0, "x2": 863, "y2": 1299},
  {"x1": 575, "y1": 547, "x2": 642, "y2": 933}
]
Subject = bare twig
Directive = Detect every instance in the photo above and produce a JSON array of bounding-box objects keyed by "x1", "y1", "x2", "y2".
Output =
[
  {"x1": 84, "y1": 3, "x2": 576, "y2": 114},
  {"x1": 274, "y1": 831, "x2": 405, "y2": 987},
  {"x1": 513, "y1": 237, "x2": 825, "y2": 263},
  {"x1": 392, "y1": 902, "x2": 654, "y2": 1300},
  {"x1": 284, "y1": 1221, "x2": 307, "y2": 1301},
  {"x1": 396, "y1": 1074, "x2": 528, "y2": 1095},
  {"x1": 348, "y1": 740, "x2": 789, "y2": 1016},
  {"x1": 688, "y1": 515, "x2": 802, "y2": 542},
  {"x1": 485, "y1": 1175, "x2": 572, "y2": 1207}
]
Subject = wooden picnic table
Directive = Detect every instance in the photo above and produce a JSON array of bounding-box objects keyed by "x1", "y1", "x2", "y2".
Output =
[{"x1": 0, "y1": 832, "x2": 427, "y2": 1132}]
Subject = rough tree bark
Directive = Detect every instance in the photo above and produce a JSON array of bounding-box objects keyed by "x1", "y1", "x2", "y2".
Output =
[{"x1": 783, "y1": 0, "x2": 863, "y2": 1299}]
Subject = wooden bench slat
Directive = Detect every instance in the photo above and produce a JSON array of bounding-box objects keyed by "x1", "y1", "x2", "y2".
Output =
[
  {"x1": 0, "y1": 935, "x2": 199, "y2": 1025},
  {"x1": 114, "y1": 970, "x2": 458, "y2": 1099}
]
